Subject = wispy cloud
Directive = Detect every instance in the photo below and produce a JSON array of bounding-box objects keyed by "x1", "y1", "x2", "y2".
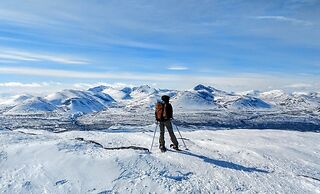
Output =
[
  {"x1": 0, "y1": 8, "x2": 50, "y2": 26},
  {"x1": 253, "y1": 16, "x2": 313, "y2": 26},
  {"x1": 72, "y1": 82, "x2": 135, "y2": 90},
  {"x1": 0, "y1": 66, "x2": 319, "y2": 92},
  {"x1": 0, "y1": 66, "x2": 177, "y2": 81},
  {"x1": 0, "y1": 82, "x2": 42, "y2": 87},
  {"x1": 167, "y1": 65, "x2": 189, "y2": 71},
  {"x1": 0, "y1": 81, "x2": 63, "y2": 96},
  {"x1": 285, "y1": 83, "x2": 313, "y2": 88},
  {"x1": 0, "y1": 49, "x2": 90, "y2": 64}
]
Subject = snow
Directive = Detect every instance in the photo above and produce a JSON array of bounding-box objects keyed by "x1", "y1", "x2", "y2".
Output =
[
  {"x1": 237, "y1": 90, "x2": 261, "y2": 96},
  {"x1": 1, "y1": 84, "x2": 319, "y2": 132},
  {"x1": 88, "y1": 85, "x2": 109, "y2": 93},
  {"x1": 43, "y1": 89, "x2": 116, "y2": 114},
  {"x1": 260, "y1": 90, "x2": 286, "y2": 98},
  {"x1": 0, "y1": 127, "x2": 319, "y2": 193},
  {"x1": 171, "y1": 91, "x2": 217, "y2": 109},
  {"x1": 229, "y1": 96, "x2": 271, "y2": 109},
  {"x1": 62, "y1": 97, "x2": 106, "y2": 114},
  {"x1": 132, "y1": 85, "x2": 157, "y2": 95},
  {"x1": 4, "y1": 97, "x2": 57, "y2": 115},
  {"x1": 1, "y1": 84, "x2": 319, "y2": 117},
  {"x1": 193, "y1": 84, "x2": 215, "y2": 93},
  {"x1": 0, "y1": 94, "x2": 33, "y2": 106},
  {"x1": 102, "y1": 87, "x2": 132, "y2": 101}
]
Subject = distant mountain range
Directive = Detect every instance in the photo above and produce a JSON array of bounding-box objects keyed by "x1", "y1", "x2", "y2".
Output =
[{"x1": 0, "y1": 84, "x2": 319, "y2": 115}]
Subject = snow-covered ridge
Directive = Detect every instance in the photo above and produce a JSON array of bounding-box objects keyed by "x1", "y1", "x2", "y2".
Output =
[
  {"x1": 3, "y1": 89, "x2": 116, "y2": 115},
  {"x1": 1, "y1": 84, "x2": 319, "y2": 115},
  {"x1": 0, "y1": 128, "x2": 319, "y2": 193},
  {"x1": 4, "y1": 97, "x2": 58, "y2": 115}
]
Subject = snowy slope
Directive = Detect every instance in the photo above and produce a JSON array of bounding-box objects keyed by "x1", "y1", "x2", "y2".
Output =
[
  {"x1": 99, "y1": 85, "x2": 177, "y2": 109},
  {"x1": 129, "y1": 85, "x2": 158, "y2": 102},
  {"x1": 0, "y1": 128, "x2": 319, "y2": 193},
  {"x1": 292, "y1": 92, "x2": 320, "y2": 110},
  {"x1": 194, "y1": 84, "x2": 230, "y2": 97},
  {"x1": 171, "y1": 91, "x2": 216, "y2": 109},
  {"x1": 88, "y1": 85, "x2": 110, "y2": 93},
  {"x1": 46, "y1": 89, "x2": 112, "y2": 106},
  {"x1": 170, "y1": 84, "x2": 220, "y2": 109},
  {"x1": 260, "y1": 90, "x2": 319, "y2": 110},
  {"x1": 228, "y1": 96, "x2": 271, "y2": 109},
  {"x1": 62, "y1": 97, "x2": 106, "y2": 114},
  {"x1": 0, "y1": 94, "x2": 33, "y2": 106},
  {"x1": 45, "y1": 89, "x2": 115, "y2": 114},
  {"x1": 101, "y1": 87, "x2": 133, "y2": 101},
  {"x1": 97, "y1": 85, "x2": 158, "y2": 103},
  {"x1": 5, "y1": 97, "x2": 58, "y2": 115},
  {"x1": 132, "y1": 85, "x2": 157, "y2": 95},
  {"x1": 237, "y1": 90, "x2": 261, "y2": 96}
]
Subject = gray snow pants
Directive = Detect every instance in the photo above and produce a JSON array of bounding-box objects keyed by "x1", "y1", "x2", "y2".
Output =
[{"x1": 159, "y1": 120, "x2": 179, "y2": 148}]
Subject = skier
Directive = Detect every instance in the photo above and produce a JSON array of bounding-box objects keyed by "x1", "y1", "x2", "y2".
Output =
[{"x1": 155, "y1": 95, "x2": 179, "y2": 152}]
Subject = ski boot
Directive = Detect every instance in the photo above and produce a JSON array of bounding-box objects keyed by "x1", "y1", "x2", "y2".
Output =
[
  {"x1": 159, "y1": 146, "x2": 167, "y2": 153},
  {"x1": 170, "y1": 144, "x2": 181, "y2": 151}
]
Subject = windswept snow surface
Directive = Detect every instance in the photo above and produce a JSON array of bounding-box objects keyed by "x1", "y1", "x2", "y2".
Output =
[{"x1": 0, "y1": 127, "x2": 319, "y2": 193}]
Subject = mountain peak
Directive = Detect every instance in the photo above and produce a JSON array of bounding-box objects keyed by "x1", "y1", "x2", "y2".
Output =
[
  {"x1": 132, "y1": 85, "x2": 156, "y2": 94},
  {"x1": 5, "y1": 97, "x2": 57, "y2": 114},
  {"x1": 238, "y1": 90, "x2": 261, "y2": 96},
  {"x1": 88, "y1": 85, "x2": 109, "y2": 93},
  {"x1": 193, "y1": 84, "x2": 214, "y2": 93},
  {"x1": 261, "y1": 90, "x2": 286, "y2": 98},
  {"x1": 121, "y1": 87, "x2": 132, "y2": 94}
]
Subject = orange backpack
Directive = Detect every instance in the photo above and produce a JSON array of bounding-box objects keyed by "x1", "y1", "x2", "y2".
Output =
[{"x1": 155, "y1": 102, "x2": 167, "y2": 121}]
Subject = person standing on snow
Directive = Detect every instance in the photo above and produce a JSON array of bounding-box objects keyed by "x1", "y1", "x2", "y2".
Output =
[{"x1": 155, "y1": 95, "x2": 179, "y2": 152}]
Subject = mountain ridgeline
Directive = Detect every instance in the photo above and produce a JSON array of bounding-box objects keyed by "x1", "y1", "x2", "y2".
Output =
[{"x1": 0, "y1": 84, "x2": 319, "y2": 131}]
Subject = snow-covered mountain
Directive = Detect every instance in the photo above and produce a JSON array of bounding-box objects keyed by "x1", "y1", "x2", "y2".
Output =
[
  {"x1": 87, "y1": 85, "x2": 110, "y2": 93},
  {"x1": 5, "y1": 97, "x2": 58, "y2": 115},
  {"x1": 171, "y1": 85, "x2": 217, "y2": 109},
  {"x1": 0, "y1": 84, "x2": 319, "y2": 135},
  {"x1": 1, "y1": 89, "x2": 117, "y2": 115},
  {"x1": 101, "y1": 86, "x2": 133, "y2": 101},
  {"x1": 237, "y1": 90, "x2": 261, "y2": 96},
  {"x1": 171, "y1": 91, "x2": 215, "y2": 109},
  {"x1": 258, "y1": 90, "x2": 319, "y2": 110},
  {"x1": 1, "y1": 84, "x2": 319, "y2": 116},
  {"x1": 93, "y1": 84, "x2": 317, "y2": 112},
  {"x1": 0, "y1": 94, "x2": 33, "y2": 106},
  {"x1": 132, "y1": 85, "x2": 157, "y2": 95},
  {"x1": 62, "y1": 97, "x2": 105, "y2": 114},
  {"x1": 96, "y1": 85, "x2": 176, "y2": 109},
  {"x1": 46, "y1": 89, "x2": 114, "y2": 106},
  {"x1": 227, "y1": 96, "x2": 271, "y2": 109},
  {"x1": 43, "y1": 89, "x2": 116, "y2": 114}
]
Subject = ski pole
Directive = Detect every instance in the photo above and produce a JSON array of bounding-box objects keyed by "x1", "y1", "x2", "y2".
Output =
[
  {"x1": 173, "y1": 121, "x2": 188, "y2": 150},
  {"x1": 150, "y1": 122, "x2": 158, "y2": 151}
]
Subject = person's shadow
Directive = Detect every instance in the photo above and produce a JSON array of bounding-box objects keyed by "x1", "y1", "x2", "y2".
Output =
[{"x1": 170, "y1": 150, "x2": 270, "y2": 173}]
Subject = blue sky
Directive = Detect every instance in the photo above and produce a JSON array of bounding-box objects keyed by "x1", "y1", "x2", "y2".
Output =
[{"x1": 0, "y1": 0, "x2": 319, "y2": 94}]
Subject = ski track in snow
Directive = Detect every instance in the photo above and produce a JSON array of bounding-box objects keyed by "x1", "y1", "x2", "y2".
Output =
[{"x1": 0, "y1": 128, "x2": 319, "y2": 194}]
